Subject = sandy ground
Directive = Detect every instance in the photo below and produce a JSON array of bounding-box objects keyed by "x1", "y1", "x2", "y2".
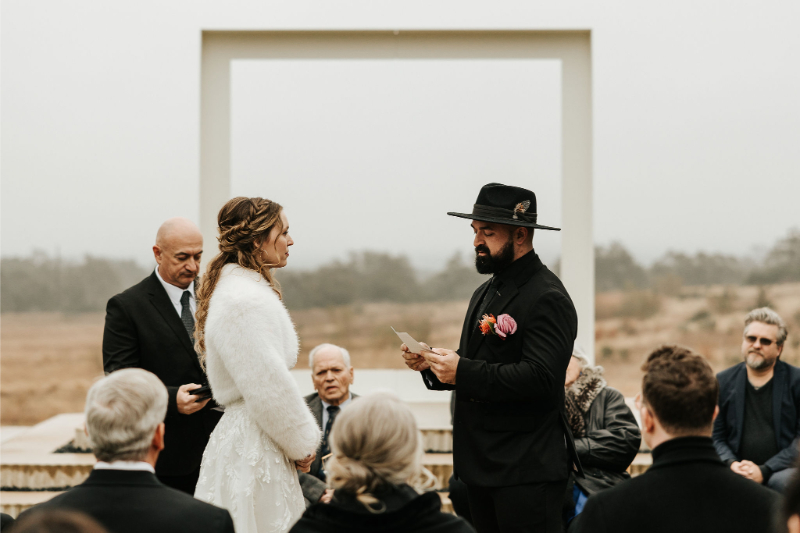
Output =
[{"x1": 3, "y1": 282, "x2": 800, "y2": 425}]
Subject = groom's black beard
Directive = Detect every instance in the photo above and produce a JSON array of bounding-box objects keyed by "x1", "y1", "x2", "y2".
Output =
[{"x1": 475, "y1": 238, "x2": 515, "y2": 274}]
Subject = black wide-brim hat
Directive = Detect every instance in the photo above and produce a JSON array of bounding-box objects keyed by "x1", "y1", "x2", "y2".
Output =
[{"x1": 447, "y1": 183, "x2": 560, "y2": 231}]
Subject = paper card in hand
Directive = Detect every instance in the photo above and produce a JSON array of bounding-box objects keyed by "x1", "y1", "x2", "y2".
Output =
[{"x1": 391, "y1": 327, "x2": 433, "y2": 355}]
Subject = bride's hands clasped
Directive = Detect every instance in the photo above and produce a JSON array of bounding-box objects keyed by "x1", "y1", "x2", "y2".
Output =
[{"x1": 295, "y1": 452, "x2": 316, "y2": 473}]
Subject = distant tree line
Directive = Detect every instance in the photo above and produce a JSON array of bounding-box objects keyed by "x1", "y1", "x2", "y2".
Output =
[
  {"x1": 594, "y1": 228, "x2": 800, "y2": 292},
  {"x1": 1, "y1": 251, "x2": 150, "y2": 313},
  {"x1": 278, "y1": 251, "x2": 486, "y2": 309},
  {"x1": 2, "y1": 228, "x2": 798, "y2": 313}
]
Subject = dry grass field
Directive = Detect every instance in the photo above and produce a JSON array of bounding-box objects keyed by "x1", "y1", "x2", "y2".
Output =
[{"x1": 3, "y1": 282, "x2": 800, "y2": 425}]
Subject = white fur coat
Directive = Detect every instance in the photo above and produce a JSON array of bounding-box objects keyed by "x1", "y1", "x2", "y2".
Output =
[{"x1": 204, "y1": 263, "x2": 320, "y2": 461}]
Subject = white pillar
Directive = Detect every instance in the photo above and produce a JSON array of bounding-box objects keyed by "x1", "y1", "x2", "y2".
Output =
[{"x1": 200, "y1": 30, "x2": 594, "y2": 361}]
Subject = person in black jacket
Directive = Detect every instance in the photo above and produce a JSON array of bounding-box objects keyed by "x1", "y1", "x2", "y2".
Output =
[
  {"x1": 402, "y1": 183, "x2": 579, "y2": 533},
  {"x1": 290, "y1": 392, "x2": 473, "y2": 533},
  {"x1": 16, "y1": 369, "x2": 234, "y2": 533},
  {"x1": 563, "y1": 348, "x2": 640, "y2": 522},
  {"x1": 570, "y1": 345, "x2": 779, "y2": 533},
  {"x1": 102, "y1": 217, "x2": 221, "y2": 494},
  {"x1": 713, "y1": 307, "x2": 799, "y2": 492}
]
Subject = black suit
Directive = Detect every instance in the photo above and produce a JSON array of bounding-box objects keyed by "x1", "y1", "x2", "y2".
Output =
[
  {"x1": 299, "y1": 392, "x2": 358, "y2": 505},
  {"x1": 422, "y1": 251, "x2": 579, "y2": 532},
  {"x1": 17, "y1": 469, "x2": 234, "y2": 533},
  {"x1": 713, "y1": 359, "x2": 800, "y2": 489},
  {"x1": 102, "y1": 272, "x2": 221, "y2": 491},
  {"x1": 569, "y1": 436, "x2": 780, "y2": 533}
]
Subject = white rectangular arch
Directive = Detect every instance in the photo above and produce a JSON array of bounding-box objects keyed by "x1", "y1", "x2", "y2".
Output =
[{"x1": 200, "y1": 30, "x2": 595, "y2": 360}]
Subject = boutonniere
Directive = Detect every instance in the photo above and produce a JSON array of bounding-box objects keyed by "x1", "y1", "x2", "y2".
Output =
[{"x1": 478, "y1": 313, "x2": 517, "y2": 339}]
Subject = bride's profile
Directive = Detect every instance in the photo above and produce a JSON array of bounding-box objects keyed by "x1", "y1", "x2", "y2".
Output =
[{"x1": 194, "y1": 197, "x2": 321, "y2": 533}]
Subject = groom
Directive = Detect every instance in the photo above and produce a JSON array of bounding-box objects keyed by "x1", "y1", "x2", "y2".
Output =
[{"x1": 402, "y1": 183, "x2": 580, "y2": 533}]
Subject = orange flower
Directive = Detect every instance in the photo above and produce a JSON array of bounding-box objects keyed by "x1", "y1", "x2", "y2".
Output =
[{"x1": 479, "y1": 314, "x2": 496, "y2": 335}]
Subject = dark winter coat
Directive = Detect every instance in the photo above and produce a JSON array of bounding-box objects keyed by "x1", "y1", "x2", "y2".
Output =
[
  {"x1": 571, "y1": 387, "x2": 641, "y2": 495},
  {"x1": 290, "y1": 484, "x2": 474, "y2": 533}
]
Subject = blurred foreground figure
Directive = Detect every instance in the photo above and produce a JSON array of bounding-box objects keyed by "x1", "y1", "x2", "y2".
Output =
[
  {"x1": 300, "y1": 343, "x2": 359, "y2": 506},
  {"x1": 570, "y1": 345, "x2": 779, "y2": 533},
  {"x1": 402, "y1": 183, "x2": 579, "y2": 533},
  {"x1": 102, "y1": 217, "x2": 220, "y2": 494},
  {"x1": 781, "y1": 471, "x2": 800, "y2": 533},
  {"x1": 290, "y1": 392, "x2": 474, "y2": 533},
  {"x1": 713, "y1": 307, "x2": 799, "y2": 492},
  {"x1": 16, "y1": 369, "x2": 234, "y2": 533},
  {"x1": 10, "y1": 509, "x2": 107, "y2": 533},
  {"x1": 563, "y1": 348, "x2": 640, "y2": 524}
]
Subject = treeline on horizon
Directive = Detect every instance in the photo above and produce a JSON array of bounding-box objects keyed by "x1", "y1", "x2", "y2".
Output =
[{"x1": 1, "y1": 228, "x2": 798, "y2": 313}]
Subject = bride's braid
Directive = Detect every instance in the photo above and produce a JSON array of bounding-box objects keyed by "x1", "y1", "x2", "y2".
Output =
[{"x1": 194, "y1": 197, "x2": 283, "y2": 367}]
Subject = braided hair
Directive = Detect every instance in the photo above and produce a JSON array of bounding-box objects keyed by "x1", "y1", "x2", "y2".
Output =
[{"x1": 194, "y1": 197, "x2": 284, "y2": 366}]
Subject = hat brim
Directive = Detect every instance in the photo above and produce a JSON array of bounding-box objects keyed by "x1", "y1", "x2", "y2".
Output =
[{"x1": 447, "y1": 212, "x2": 561, "y2": 231}]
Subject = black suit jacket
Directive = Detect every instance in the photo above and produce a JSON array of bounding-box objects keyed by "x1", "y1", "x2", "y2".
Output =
[
  {"x1": 713, "y1": 359, "x2": 800, "y2": 475},
  {"x1": 422, "y1": 251, "x2": 579, "y2": 487},
  {"x1": 102, "y1": 272, "x2": 221, "y2": 476},
  {"x1": 569, "y1": 437, "x2": 780, "y2": 533},
  {"x1": 17, "y1": 469, "x2": 234, "y2": 533}
]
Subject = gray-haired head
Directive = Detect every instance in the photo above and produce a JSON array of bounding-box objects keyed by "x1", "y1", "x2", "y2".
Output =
[
  {"x1": 745, "y1": 307, "x2": 788, "y2": 346},
  {"x1": 309, "y1": 343, "x2": 351, "y2": 369},
  {"x1": 84, "y1": 368, "x2": 168, "y2": 462},
  {"x1": 569, "y1": 345, "x2": 606, "y2": 390}
]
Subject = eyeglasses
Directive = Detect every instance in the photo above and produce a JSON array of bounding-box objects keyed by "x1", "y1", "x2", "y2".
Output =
[{"x1": 745, "y1": 335, "x2": 776, "y2": 347}]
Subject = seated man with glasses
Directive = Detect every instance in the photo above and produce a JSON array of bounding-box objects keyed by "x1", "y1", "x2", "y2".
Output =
[{"x1": 713, "y1": 307, "x2": 800, "y2": 492}]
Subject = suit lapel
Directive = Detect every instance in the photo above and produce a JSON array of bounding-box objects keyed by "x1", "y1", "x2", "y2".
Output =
[
  {"x1": 733, "y1": 366, "x2": 747, "y2": 450},
  {"x1": 466, "y1": 281, "x2": 520, "y2": 358},
  {"x1": 772, "y1": 361, "x2": 786, "y2": 445},
  {"x1": 460, "y1": 280, "x2": 489, "y2": 356},
  {"x1": 309, "y1": 395, "x2": 324, "y2": 430},
  {"x1": 145, "y1": 273, "x2": 204, "y2": 375}
]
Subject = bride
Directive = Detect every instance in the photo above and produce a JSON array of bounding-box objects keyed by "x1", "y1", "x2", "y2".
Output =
[{"x1": 194, "y1": 197, "x2": 321, "y2": 533}]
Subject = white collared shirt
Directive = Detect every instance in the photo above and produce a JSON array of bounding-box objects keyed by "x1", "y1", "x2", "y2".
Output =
[
  {"x1": 154, "y1": 266, "x2": 196, "y2": 317},
  {"x1": 321, "y1": 393, "x2": 353, "y2": 429},
  {"x1": 94, "y1": 460, "x2": 155, "y2": 474}
]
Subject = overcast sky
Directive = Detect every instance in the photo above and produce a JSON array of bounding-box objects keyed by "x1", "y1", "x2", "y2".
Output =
[{"x1": 2, "y1": 1, "x2": 799, "y2": 273}]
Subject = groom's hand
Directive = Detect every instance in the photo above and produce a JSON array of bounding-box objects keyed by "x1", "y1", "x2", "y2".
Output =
[
  {"x1": 426, "y1": 348, "x2": 459, "y2": 385},
  {"x1": 400, "y1": 343, "x2": 431, "y2": 372}
]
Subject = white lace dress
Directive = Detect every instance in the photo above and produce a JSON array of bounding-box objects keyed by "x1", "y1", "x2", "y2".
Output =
[{"x1": 195, "y1": 265, "x2": 321, "y2": 533}]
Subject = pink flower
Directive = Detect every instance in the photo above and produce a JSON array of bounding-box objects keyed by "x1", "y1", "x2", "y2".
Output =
[{"x1": 495, "y1": 314, "x2": 517, "y2": 339}]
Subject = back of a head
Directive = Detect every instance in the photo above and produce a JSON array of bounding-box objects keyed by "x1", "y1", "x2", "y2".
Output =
[
  {"x1": 12, "y1": 509, "x2": 108, "y2": 533},
  {"x1": 84, "y1": 368, "x2": 168, "y2": 463},
  {"x1": 326, "y1": 392, "x2": 434, "y2": 508},
  {"x1": 641, "y1": 345, "x2": 718, "y2": 435}
]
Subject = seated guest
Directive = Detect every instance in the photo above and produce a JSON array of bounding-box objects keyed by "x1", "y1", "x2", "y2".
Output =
[
  {"x1": 17, "y1": 369, "x2": 234, "y2": 533},
  {"x1": 0, "y1": 514, "x2": 13, "y2": 531},
  {"x1": 300, "y1": 343, "x2": 358, "y2": 506},
  {"x1": 10, "y1": 509, "x2": 108, "y2": 533},
  {"x1": 564, "y1": 348, "x2": 640, "y2": 522},
  {"x1": 713, "y1": 307, "x2": 800, "y2": 492},
  {"x1": 290, "y1": 392, "x2": 474, "y2": 533},
  {"x1": 570, "y1": 345, "x2": 779, "y2": 533}
]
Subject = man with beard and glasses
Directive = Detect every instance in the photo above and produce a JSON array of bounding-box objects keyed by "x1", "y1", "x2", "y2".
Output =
[
  {"x1": 401, "y1": 183, "x2": 580, "y2": 533},
  {"x1": 713, "y1": 307, "x2": 800, "y2": 492}
]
